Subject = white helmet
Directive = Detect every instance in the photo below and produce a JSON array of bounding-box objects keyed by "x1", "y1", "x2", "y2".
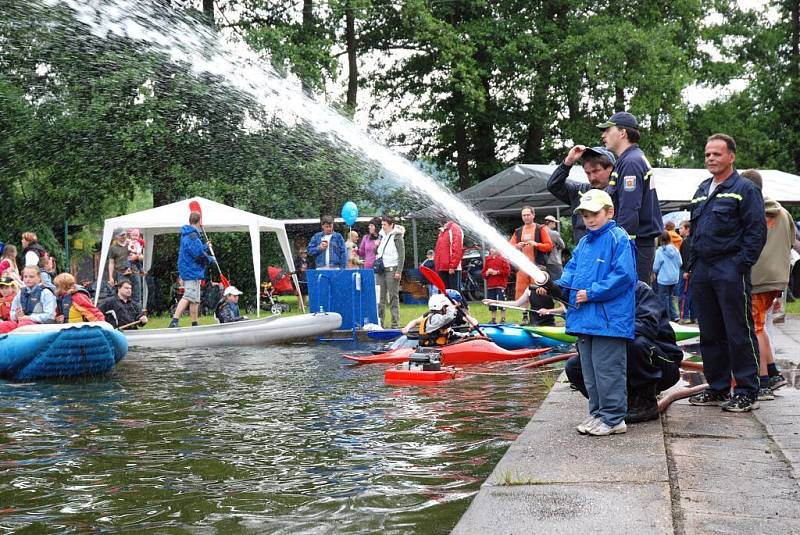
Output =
[{"x1": 428, "y1": 293, "x2": 450, "y2": 312}]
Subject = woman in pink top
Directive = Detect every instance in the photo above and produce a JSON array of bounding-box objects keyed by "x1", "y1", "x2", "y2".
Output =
[{"x1": 358, "y1": 217, "x2": 382, "y2": 269}]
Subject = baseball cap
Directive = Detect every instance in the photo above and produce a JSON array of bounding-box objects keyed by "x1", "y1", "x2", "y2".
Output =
[
  {"x1": 544, "y1": 215, "x2": 558, "y2": 223},
  {"x1": 583, "y1": 146, "x2": 617, "y2": 164},
  {"x1": 596, "y1": 111, "x2": 639, "y2": 130},
  {"x1": 113, "y1": 228, "x2": 127, "y2": 237},
  {"x1": 224, "y1": 286, "x2": 243, "y2": 296},
  {"x1": 574, "y1": 189, "x2": 614, "y2": 214}
]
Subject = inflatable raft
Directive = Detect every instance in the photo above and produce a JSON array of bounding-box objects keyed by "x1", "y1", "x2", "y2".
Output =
[
  {"x1": 523, "y1": 321, "x2": 700, "y2": 343},
  {"x1": 345, "y1": 339, "x2": 550, "y2": 365},
  {"x1": 0, "y1": 322, "x2": 128, "y2": 381},
  {"x1": 124, "y1": 312, "x2": 342, "y2": 349}
]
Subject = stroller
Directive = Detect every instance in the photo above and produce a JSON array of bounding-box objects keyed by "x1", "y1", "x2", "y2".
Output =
[{"x1": 260, "y1": 266, "x2": 294, "y2": 315}]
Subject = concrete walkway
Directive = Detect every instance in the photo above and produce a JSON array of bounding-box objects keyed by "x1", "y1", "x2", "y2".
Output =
[{"x1": 453, "y1": 317, "x2": 800, "y2": 534}]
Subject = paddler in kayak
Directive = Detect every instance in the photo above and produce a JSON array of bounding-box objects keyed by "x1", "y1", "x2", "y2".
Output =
[{"x1": 401, "y1": 293, "x2": 478, "y2": 347}]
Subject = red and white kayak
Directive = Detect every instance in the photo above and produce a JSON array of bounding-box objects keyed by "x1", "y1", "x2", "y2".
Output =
[{"x1": 344, "y1": 339, "x2": 551, "y2": 365}]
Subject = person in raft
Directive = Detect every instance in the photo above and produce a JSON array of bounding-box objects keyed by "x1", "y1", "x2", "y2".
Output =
[
  {"x1": 555, "y1": 189, "x2": 637, "y2": 436},
  {"x1": 215, "y1": 286, "x2": 248, "y2": 323},
  {"x1": 168, "y1": 211, "x2": 215, "y2": 328},
  {"x1": 53, "y1": 273, "x2": 105, "y2": 323},
  {"x1": 100, "y1": 279, "x2": 148, "y2": 330},
  {"x1": 0, "y1": 265, "x2": 57, "y2": 333},
  {"x1": 401, "y1": 293, "x2": 478, "y2": 347},
  {"x1": 0, "y1": 277, "x2": 19, "y2": 321}
]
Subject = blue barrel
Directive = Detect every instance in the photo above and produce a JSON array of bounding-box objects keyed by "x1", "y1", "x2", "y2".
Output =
[{"x1": 307, "y1": 269, "x2": 378, "y2": 329}]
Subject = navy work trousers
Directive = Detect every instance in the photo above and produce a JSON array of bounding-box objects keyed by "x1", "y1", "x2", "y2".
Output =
[{"x1": 691, "y1": 273, "x2": 760, "y2": 396}]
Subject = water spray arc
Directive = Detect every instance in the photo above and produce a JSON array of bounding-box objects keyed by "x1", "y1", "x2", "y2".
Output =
[{"x1": 44, "y1": 0, "x2": 548, "y2": 286}]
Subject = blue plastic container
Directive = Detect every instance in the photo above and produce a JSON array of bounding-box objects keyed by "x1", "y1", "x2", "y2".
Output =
[{"x1": 307, "y1": 269, "x2": 378, "y2": 330}]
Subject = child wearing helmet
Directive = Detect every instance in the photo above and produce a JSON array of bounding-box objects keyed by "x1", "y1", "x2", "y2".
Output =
[{"x1": 401, "y1": 293, "x2": 477, "y2": 347}]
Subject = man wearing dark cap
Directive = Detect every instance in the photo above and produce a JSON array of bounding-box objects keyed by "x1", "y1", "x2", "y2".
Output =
[
  {"x1": 546, "y1": 145, "x2": 616, "y2": 241},
  {"x1": 597, "y1": 111, "x2": 663, "y2": 282}
]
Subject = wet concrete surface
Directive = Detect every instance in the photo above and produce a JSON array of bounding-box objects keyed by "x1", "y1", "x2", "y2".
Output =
[{"x1": 453, "y1": 317, "x2": 800, "y2": 534}]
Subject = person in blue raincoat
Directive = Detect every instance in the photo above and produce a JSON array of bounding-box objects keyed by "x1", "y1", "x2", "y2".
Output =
[
  {"x1": 169, "y1": 211, "x2": 214, "y2": 328},
  {"x1": 554, "y1": 189, "x2": 637, "y2": 437}
]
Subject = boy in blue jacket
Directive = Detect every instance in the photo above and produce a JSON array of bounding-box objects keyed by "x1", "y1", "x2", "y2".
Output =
[{"x1": 555, "y1": 189, "x2": 637, "y2": 436}]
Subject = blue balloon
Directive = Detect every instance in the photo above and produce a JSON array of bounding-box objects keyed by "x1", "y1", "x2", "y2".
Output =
[{"x1": 341, "y1": 201, "x2": 358, "y2": 226}]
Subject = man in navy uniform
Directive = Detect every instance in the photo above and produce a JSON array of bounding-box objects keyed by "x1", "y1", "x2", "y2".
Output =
[
  {"x1": 596, "y1": 111, "x2": 663, "y2": 282},
  {"x1": 687, "y1": 133, "x2": 767, "y2": 412}
]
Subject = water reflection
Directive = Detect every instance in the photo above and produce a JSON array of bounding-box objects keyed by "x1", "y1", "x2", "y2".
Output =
[{"x1": 0, "y1": 343, "x2": 557, "y2": 533}]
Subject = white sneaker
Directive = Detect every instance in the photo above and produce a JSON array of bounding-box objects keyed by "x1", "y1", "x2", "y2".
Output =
[
  {"x1": 576, "y1": 416, "x2": 601, "y2": 435},
  {"x1": 587, "y1": 421, "x2": 627, "y2": 436}
]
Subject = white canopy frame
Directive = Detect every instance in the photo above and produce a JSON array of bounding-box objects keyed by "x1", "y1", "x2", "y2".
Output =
[{"x1": 95, "y1": 197, "x2": 305, "y2": 315}]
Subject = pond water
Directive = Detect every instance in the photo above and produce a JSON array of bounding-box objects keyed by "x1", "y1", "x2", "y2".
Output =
[{"x1": 0, "y1": 343, "x2": 558, "y2": 533}]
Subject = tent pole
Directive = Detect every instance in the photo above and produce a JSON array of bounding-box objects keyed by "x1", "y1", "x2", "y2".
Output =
[{"x1": 412, "y1": 218, "x2": 418, "y2": 267}]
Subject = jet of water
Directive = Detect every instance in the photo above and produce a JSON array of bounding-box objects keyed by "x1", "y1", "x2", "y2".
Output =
[{"x1": 42, "y1": 0, "x2": 549, "y2": 286}]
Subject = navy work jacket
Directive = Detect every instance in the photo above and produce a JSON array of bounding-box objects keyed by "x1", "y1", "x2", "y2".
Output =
[
  {"x1": 687, "y1": 170, "x2": 766, "y2": 281},
  {"x1": 607, "y1": 145, "x2": 663, "y2": 240}
]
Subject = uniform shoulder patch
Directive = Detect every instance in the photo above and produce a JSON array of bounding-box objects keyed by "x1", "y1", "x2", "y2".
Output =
[{"x1": 623, "y1": 175, "x2": 636, "y2": 191}]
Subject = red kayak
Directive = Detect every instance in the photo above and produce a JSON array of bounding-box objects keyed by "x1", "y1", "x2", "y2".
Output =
[{"x1": 344, "y1": 339, "x2": 551, "y2": 365}]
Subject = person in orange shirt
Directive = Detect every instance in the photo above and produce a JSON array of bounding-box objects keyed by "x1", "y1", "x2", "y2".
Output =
[
  {"x1": 664, "y1": 221, "x2": 683, "y2": 250},
  {"x1": 509, "y1": 206, "x2": 553, "y2": 300}
]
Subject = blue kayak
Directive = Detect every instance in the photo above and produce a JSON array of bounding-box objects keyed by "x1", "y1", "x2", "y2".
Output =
[
  {"x1": 475, "y1": 324, "x2": 567, "y2": 350},
  {"x1": 0, "y1": 322, "x2": 128, "y2": 381}
]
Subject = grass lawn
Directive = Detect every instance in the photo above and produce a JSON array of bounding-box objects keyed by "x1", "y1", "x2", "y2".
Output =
[
  {"x1": 143, "y1": 295, "x2": 544, "y2": 329},
  {"x1": 785, "y1": 298, "x2": 800, "y2": 315}
]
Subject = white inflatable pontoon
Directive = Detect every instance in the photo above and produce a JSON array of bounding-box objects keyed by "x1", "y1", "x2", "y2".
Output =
[{"x1": 123, "y1": 312, "x2": 342, "y2": 349}]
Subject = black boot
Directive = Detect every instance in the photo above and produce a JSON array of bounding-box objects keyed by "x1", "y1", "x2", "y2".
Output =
[{"x1": 627, "y1": 385, "x2": 659, "y2": 423}]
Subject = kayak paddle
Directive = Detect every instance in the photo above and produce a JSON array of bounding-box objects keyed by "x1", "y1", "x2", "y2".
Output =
[{"x1": 189, "y1": 200, "x2": 230, "y2": 288}]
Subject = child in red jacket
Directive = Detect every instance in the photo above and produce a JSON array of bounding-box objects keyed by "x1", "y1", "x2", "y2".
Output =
[{"x1": 481, "y1": 248, "x2": 511, "y2": 323}]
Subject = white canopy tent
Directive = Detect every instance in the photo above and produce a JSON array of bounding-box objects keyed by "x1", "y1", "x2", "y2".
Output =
[{"x1": 95, "y1": 197, "x2": 303, "y2": 315}]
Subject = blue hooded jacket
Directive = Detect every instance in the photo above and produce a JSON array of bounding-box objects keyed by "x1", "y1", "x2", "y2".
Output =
[
  {"x1": 653, "y1": 244, "x2": 682, "y2": 285},
  {"x1": 556, "y1": 220, "x2": 637, "y2": 339},
  {"x1": 178, "y1": 225, "x2": 212, "y2": 280}
]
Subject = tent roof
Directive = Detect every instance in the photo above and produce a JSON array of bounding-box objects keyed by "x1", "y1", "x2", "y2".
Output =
[
  {"x1": 104, "y1": 196, "x2": 287, "y2": 234},
  {"x1": 409, "y1": 165, "x2": 800, "y2": 218}
]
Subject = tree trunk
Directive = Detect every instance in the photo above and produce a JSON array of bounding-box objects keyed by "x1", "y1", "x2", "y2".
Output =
[
  {"x1": 202, "y1": 0, "x2": 214, "y2": 24},
  {"x1": 614, "y1": 85, "x2": 625, "y2": 112},
  {"x1": 473, "y1": 44, "x2": 498, "y2": 181},
  {"x1": 302, "y1": 0, "x2": 314, "y2": 94},
  {"x1": 345, "y1": 0, "x2": 358, "y2": 113},
  {"x1": 454, "y1": 116, "x2": 471, "y2": 190}
]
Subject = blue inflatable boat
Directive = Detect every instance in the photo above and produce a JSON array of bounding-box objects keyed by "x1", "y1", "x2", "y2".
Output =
[{"x1": 0, "y1": 322, "x2": 128, "y2": 381}]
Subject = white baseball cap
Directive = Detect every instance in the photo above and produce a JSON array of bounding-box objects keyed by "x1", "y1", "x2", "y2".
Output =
[{"x1": 224, "y1": 286, "x2": 243, "y2": 296}]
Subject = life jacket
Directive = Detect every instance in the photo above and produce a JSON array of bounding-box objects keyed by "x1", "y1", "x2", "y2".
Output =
[
  {"x1": 514, "y1": 224, "x2": 549, "y2": 266},
  {"x1": 19, "y1": 283, "x2": 55, "y2": 315},
  {"x1": 214, "y1": 298, "x2": 227, "y2": 322},
  {"x1": 528, "y1": 285, "x2": 555, "y2": 326},
  {"x1": 418, "y1": 312, "x2": 452, "y2": 347},
  {"x1": 0, "y1": 293, "x2": 15, "y2": 321},
  {"x1": 58, "y1": 285, "x2": 92, "y2": 322}
]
